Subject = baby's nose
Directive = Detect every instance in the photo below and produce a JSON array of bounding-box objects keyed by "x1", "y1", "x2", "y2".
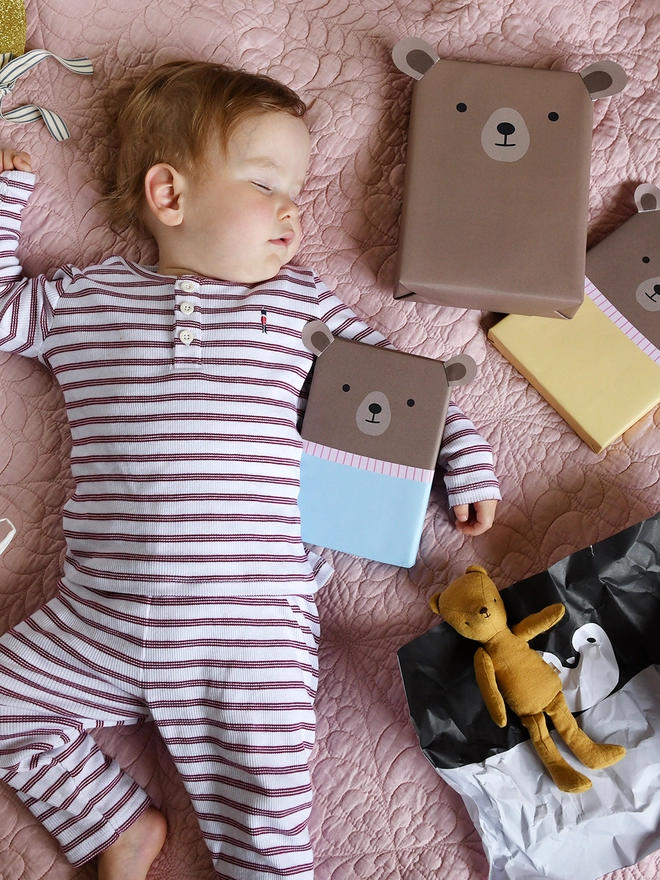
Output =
[{"x1": 279, "y1": 198, "x2": 299, "y2": 219}]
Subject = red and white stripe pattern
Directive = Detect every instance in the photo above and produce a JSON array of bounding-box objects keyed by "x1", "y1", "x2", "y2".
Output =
[
  {"x1": 438, "y1": 404, "x2": 502, "y2": 506},
  {"x1": 0, "y1": 171, "x2": 393, "y2": 596},
  {"x1": 0, "y1": 170, "x2": 499, "y2": 595},
  {"x1": 0, "y1": 579, "x2": 319, "y2": 875},
  {"x1": 0, "y1": 169, "x2": 500, "y2": 874}
]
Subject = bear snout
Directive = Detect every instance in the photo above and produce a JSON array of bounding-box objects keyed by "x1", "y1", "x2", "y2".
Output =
[
  {"x1": 481, "y1": 107, "x2": 530, "y2": 162},
  {"x1": 635, "y1": 276, "x2": 660, "y2": 311},
  {"x1": 356, "y1": 391, "x2": 391, "y2": 436}
]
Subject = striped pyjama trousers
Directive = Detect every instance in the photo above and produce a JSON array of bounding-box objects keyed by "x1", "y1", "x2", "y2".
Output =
[{"x1": 0, "y1": 579, "x2": 319, "y2": 878}]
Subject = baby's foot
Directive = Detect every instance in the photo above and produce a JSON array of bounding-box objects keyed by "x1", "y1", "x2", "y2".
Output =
[{"x1": 97, "y1": 806, "x2": 166, "y2": 880}]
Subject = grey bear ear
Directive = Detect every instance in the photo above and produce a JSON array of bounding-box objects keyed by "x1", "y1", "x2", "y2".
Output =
[
  {"x1": 392, "y1": 37, "x2": 439, "y2": 81},
  {"x1": 302, "y1": 320, "x2": 335, "y2": 356},
  {"x1": 579, "y1": 60, "x2": 627, "y2": 100},
  {"x1": 444, "y1": 354, "x2": 477, "y2": 387},
  {"x1": 634, "y1": 183, "x2": 660, "y2": 213}
]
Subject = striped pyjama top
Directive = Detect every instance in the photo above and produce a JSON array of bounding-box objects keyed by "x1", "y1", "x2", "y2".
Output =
[{"x1": 0, "y1": 170, "x2": 500, "y2": 876}]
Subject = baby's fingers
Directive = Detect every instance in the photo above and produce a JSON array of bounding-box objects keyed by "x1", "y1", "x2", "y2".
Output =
[
  {"x1": 453, "y1": 499, "x2": 498, "y2": 536},
  {"x1": 1, "y1": 149, "x2": 32, "y2": 172}
]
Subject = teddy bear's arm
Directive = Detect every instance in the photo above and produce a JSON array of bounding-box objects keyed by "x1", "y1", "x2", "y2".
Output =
[
  {"x1": 474, "y1": 647, "x2": 507, "y2": 728},
  {"x1": 511, "y1": 603, "x2": 565, "y2": 642}
]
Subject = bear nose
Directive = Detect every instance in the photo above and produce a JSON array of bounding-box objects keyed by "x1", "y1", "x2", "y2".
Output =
[
  {"x1": 368, "y1": 403, "x2": 382, "y2": 415},
  {"x1": 479, "y1": 606, "x2": 490, "y2": 617},
  {"x1": 497, "y1": 122, "x2": 516, "y2": 136}
]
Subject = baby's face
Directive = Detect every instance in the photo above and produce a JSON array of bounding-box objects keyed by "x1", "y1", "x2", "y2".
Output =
[{"x1": 183, "y1": 111, "x2": 311, "y2": 283}]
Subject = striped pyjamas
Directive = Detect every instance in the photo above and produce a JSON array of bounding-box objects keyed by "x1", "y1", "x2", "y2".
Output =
[
  {"x1": 0, "y1": 579, "x2": 319, "y2": 877},
  {"x1": 0, "y1": 169, "x2": 499, "y2": 874}
]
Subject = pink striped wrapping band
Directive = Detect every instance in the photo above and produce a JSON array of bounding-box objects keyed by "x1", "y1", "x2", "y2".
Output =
[
  {"x1": 302, "y1": 439, "x2": 435, "y2": 483},
  {"x1": 585, "y1": 277, "x2": 660, "y2": 366}
]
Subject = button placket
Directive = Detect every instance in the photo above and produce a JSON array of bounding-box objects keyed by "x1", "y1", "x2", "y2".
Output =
[{"x1": 174, "y1": 279, "x2": 201, "y2": 366}]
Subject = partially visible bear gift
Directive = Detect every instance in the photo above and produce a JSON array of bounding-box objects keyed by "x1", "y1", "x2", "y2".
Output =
[
  {"x1": 488, "y1": 184, "x2": 660, "y2": 452},
  {"x1": 297, "y1": 320, "x2": 476, "y2": 567},
  {"x1": 392, "y1": 37, "x2": 627, "y2": 317}
]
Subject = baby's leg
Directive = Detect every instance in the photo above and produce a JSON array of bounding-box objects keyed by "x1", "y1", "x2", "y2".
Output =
[
  {"x1": 146, "y1": 593, "x2": 320, "y2": 880},
  {"x1": 0, "y1": 581, "x2": 160, "y2": 870},
  {"x1": 97, "y1": 807, "x2": 167, "y2": 880}
]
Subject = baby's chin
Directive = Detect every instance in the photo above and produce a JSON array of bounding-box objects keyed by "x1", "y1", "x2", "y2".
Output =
[
  {"x1": 236, "y1": 256, "x2": 298, "y2": 284},
  {"x1": 230, "y1": 262, "x2": 292, "y2": 285},
  {"x1": 198, "y1": 245, "x2": 299, "y2": 284}
]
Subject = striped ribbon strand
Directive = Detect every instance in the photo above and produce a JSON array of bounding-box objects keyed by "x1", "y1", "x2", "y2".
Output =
[{"x1": 0, "y1": 49, "x2": 93, "y2": 141}]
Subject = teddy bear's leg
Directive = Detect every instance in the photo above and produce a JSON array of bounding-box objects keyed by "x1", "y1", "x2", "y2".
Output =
[
  {"x1": 520, "y1": 711, "x2": 592, "y2": 793},
  {"x1": 545, "y1": 691, "x2": 626, "y2": 770}
]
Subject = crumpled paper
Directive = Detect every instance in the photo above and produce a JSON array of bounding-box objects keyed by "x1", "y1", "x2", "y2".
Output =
[{"x1": 398, "y1": 511, "x2": 660, "y2": 880}]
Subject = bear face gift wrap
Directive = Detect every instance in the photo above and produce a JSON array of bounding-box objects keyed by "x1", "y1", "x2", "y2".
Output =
[
  {"x1": 586, "y1": 183, "x2": 660, "y2": 347},
  {"x1": 392, "y1": 38, "x2": 627, "y2": 318},
  {"x1": 297, "y1": 320, "x2": 475, "y2": 567}
]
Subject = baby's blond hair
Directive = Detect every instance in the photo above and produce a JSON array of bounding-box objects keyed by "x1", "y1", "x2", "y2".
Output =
[{"x1": 106, "y1": 60, "x2": 306, "y2": 234}]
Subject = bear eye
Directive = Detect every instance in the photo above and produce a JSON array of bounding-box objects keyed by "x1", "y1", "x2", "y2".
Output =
[
  {"x1": 548, "y1": 112, "x2": 559, "y2": 121},
  {"x1": 464, "y1": 620, "x2": 470, "y2": 626},
  {"x1": 407, "y1": 399, "x2": 415, "y2": 407},
  {"x1": 643, "y1": 256, "x2": 651, "y2": 264},
  {"x1": 456, "y1": 102, "x2": 467, "y2": 113},
  {"x1": 342, "y1": 384, "x2": 350, "y2": 392}
]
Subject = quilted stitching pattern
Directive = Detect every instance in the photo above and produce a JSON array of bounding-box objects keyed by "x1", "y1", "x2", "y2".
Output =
[{"x1": 1, "y1": 0, "x2": 659, "y2": 877}]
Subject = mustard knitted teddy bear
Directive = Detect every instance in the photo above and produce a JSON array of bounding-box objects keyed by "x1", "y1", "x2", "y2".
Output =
[{"x1": 430, "y1": 565, "x2": 626, "y2": 793}]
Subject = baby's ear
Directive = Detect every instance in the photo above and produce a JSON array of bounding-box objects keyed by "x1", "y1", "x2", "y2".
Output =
[{"x1": 144, "y1": 163, "x2": 185, "y2": 227}]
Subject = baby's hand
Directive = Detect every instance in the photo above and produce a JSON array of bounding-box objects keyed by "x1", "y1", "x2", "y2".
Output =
[
  {"x1": 1, "y1": 149, "x2": 32, "y2": 173},
  {"x1": 452, "y1": 499, "x2": 497, "y2": 536}
]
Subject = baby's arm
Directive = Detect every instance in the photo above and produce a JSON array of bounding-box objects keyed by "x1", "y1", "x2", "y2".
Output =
[
  {"x1": 314, "y1": 280, "x2": 500, "y2": 534},
  {"x1": 0, "y1": 149, "x2": 62, "y2": 359},
  {"x1": 438, "y1": 404, "x2": 500, "y2": 536}
]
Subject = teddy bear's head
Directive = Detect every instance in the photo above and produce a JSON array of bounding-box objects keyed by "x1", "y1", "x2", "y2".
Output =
[{"x1": 429, "y1": 565, "x2": 507, "y2": 642}]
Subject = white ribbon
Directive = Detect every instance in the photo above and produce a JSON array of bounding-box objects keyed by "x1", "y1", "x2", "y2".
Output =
[
  {"x1": 0, "y1": 49, "x2": 93, "y2": 141},
  {"x1": 0, "y1": 518, "x2": 15, "y2": 554}
]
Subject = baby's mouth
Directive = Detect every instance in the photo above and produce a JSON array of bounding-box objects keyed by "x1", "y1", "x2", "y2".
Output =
[{"x1": 270, "y1": 232, "x2": 294, "y2": 247}]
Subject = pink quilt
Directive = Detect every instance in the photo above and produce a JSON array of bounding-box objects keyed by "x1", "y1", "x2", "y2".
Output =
[{"x1": 1, "y1": 0, "x2": 659, "y2": 878}]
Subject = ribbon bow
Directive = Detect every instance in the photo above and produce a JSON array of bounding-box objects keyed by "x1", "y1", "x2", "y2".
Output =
[{"x1": 0, "y1": 49, "x2": 93, "y2": 141}]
